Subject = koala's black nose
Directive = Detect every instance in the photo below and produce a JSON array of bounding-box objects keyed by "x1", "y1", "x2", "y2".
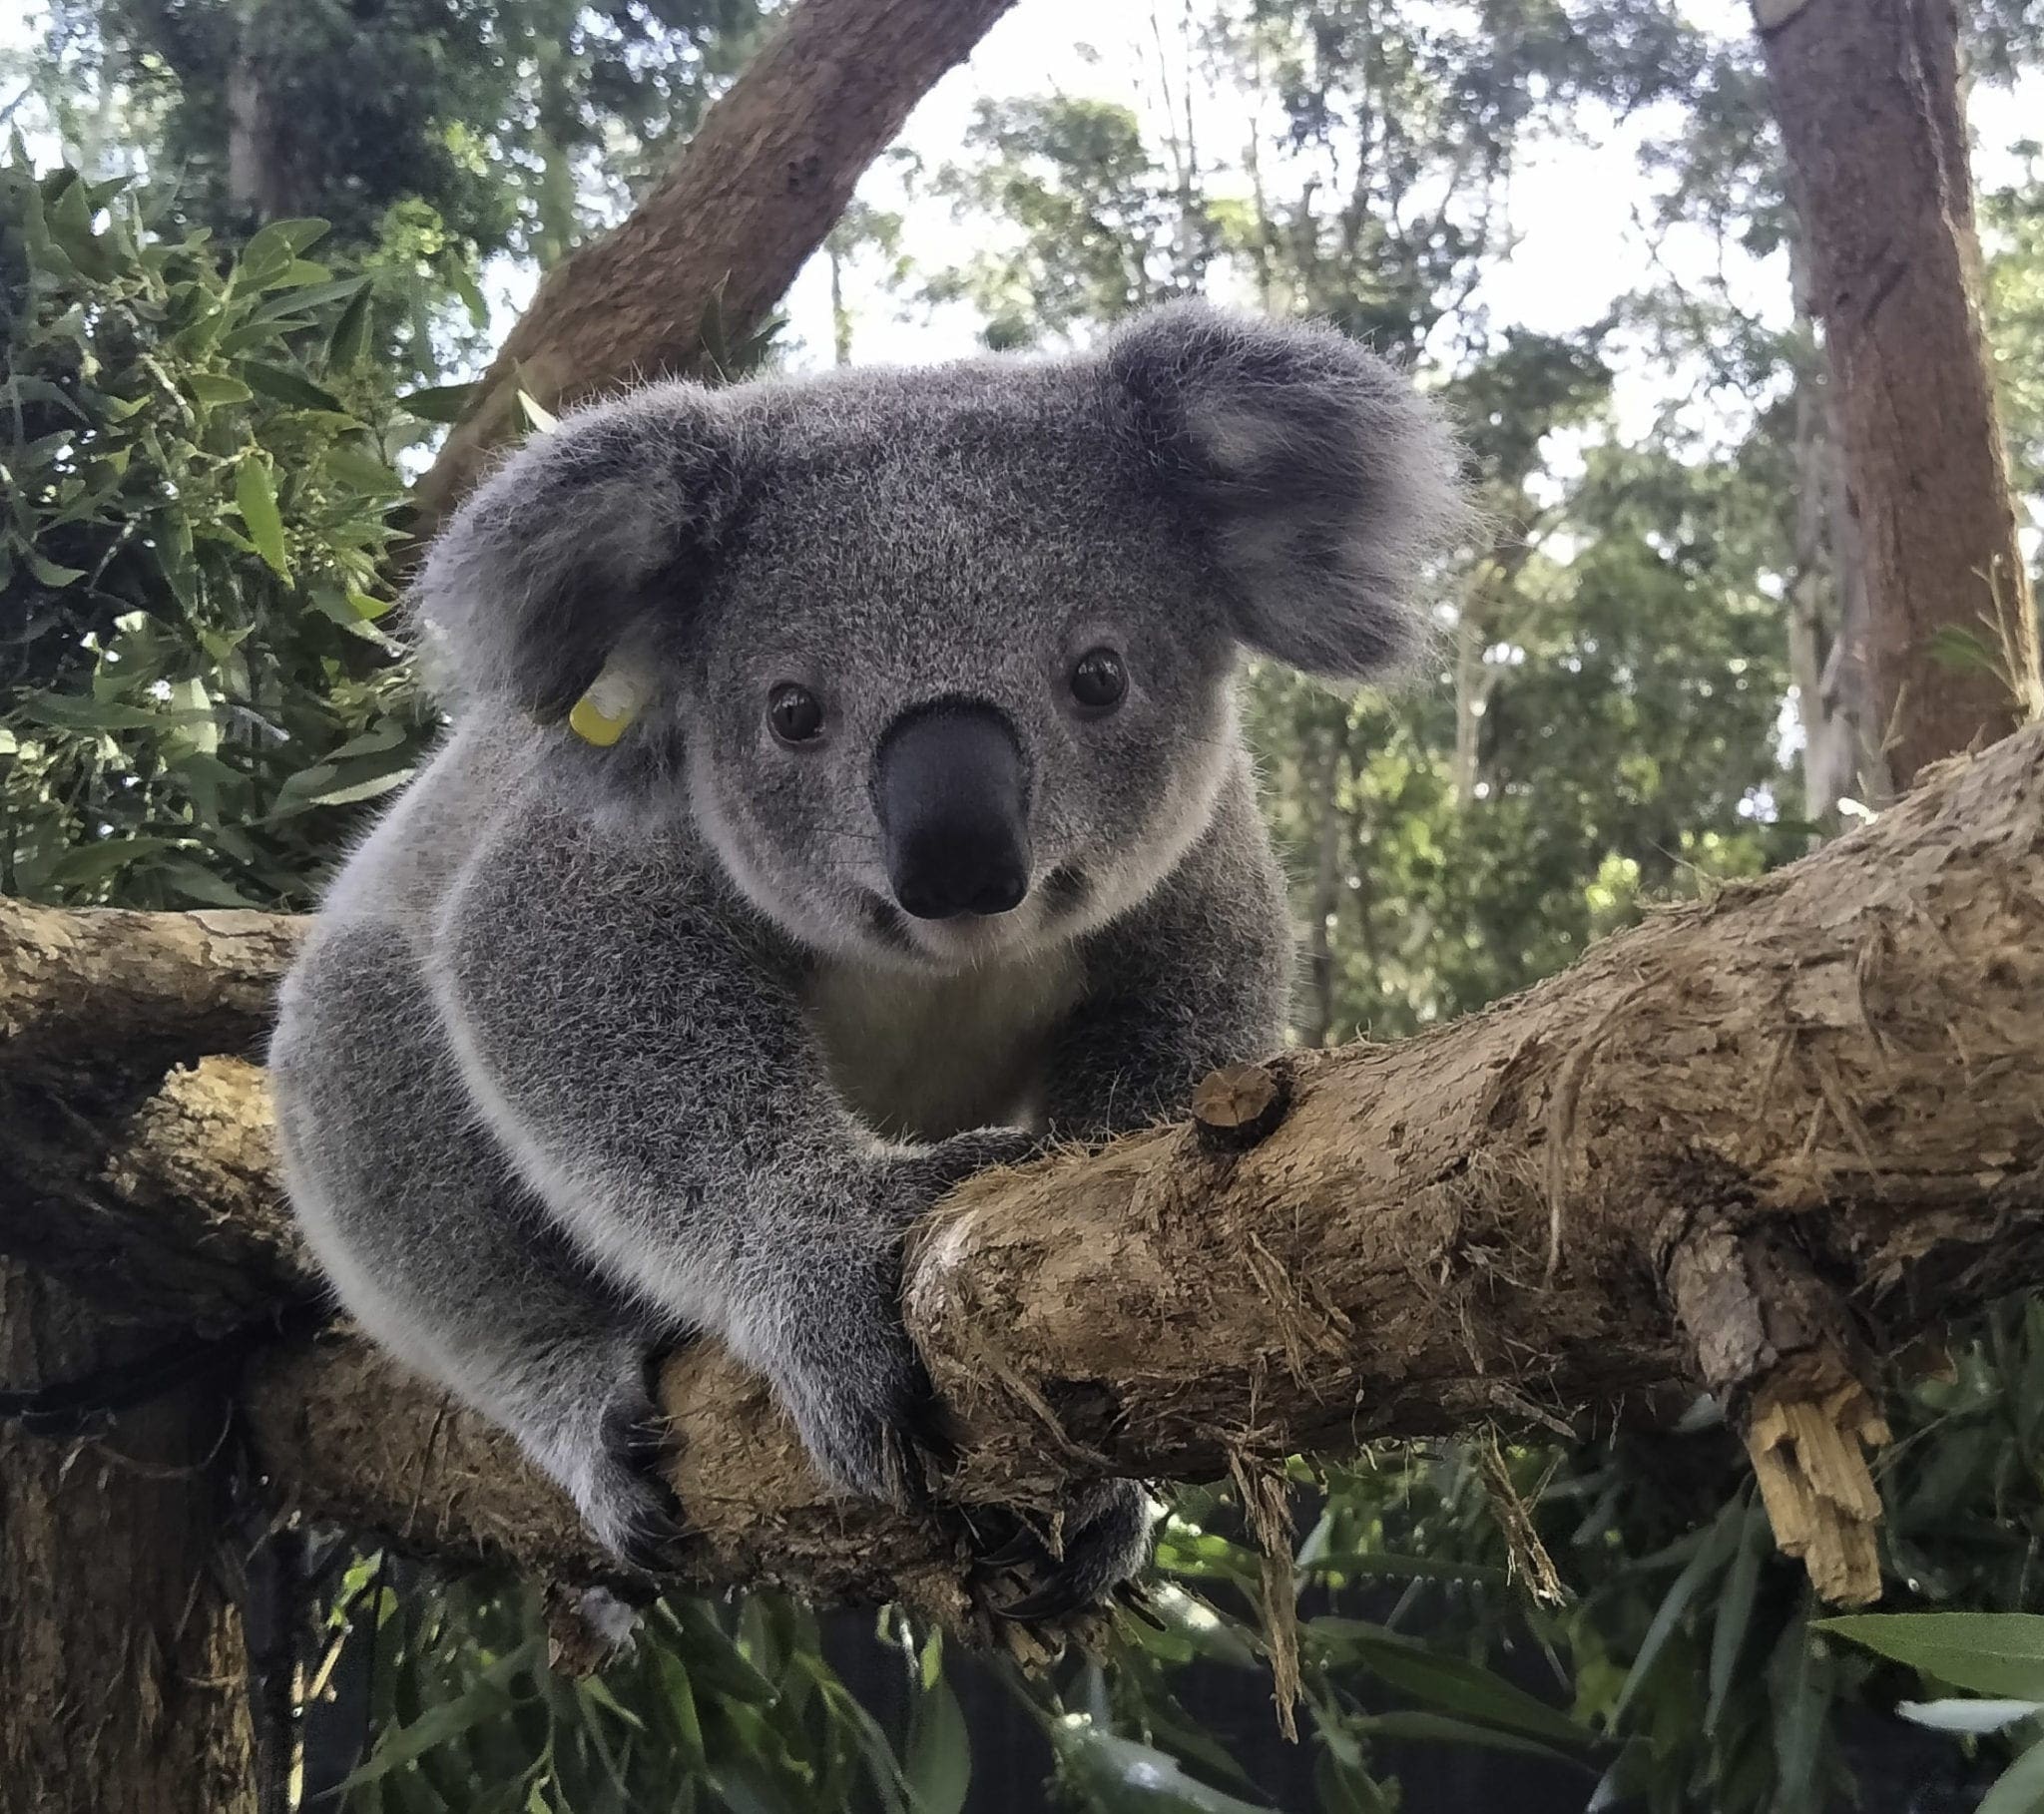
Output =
[{"x1": 874, "y1": 700, "x2": 1030, "y2": 920}]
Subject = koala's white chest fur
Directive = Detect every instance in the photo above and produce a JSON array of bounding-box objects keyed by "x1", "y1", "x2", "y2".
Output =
[{"x1": 807, "y1": 946, "x2": 1085, "y2": 1141}]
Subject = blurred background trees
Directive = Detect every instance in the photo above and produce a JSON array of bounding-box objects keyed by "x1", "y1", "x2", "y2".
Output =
[{"x1": 4, "y1": 0, "x2": 2043, "y2": 1807}]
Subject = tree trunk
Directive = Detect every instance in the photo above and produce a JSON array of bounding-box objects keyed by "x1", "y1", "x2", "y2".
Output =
[
  {"x1": 1300, "y1": 720, "x2": 1348, "y2": 1049},
  {"x1": 409, "y1": 0, "x2": 1019, "y2": 539},
  {"x1": 8, "y1": 726, "x2": 2044, "y2": 1614},
  {"x1": 1755, "y1": 0, "x2": 2039, "y2": 786},
  {"x1": 1450, "y1": 594, "x2": 1491, "y2": 807},
  {"x1": 0, "y1": 1262, "x2": 256, "y2": 1814}
]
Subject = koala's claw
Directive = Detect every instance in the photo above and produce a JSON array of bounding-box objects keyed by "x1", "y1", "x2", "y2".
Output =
[
  {"x1": 575, "y1": 1372, "x2": 692, "y2": 1577},
  {"x1": 973, "y1": 1480, "x2": 1157, "y2": 1624}
]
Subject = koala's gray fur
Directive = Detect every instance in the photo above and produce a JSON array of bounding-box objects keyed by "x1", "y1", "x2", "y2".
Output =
[{"x1": 269, "y1": 301, "x2": 1464, "y2": 1607}]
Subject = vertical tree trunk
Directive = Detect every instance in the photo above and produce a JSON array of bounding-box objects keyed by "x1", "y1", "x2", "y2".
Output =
[
  {"x1": 1450, "y1": 582, "x2": 1493, "y2": 807},
  {"x1": 828, "y1": 238, "x2": 853, "y2": 366},
  {"x1": 1787, "y1": 235, "x2": 1865, "y2": 819},
  {"x1": 1755, "y1": 0, "x2": 2039, "y2": 784},
  {"x1": 0, "y1": 1263, "x2": 256, "y2": 1814},
  {"x1": 1300, "y1": 721, "x2": 1348, "y2": 1049}
]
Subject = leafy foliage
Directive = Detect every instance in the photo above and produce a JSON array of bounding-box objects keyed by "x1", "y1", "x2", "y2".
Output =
[{"x1": 1, "y1": 150, "x2": 431, "y2": 907}]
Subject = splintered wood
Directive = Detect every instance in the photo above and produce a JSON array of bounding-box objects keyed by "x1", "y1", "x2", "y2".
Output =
[
  {"x1": 1745, "y1": 1374, "x2": 1891, "y2": 1605},
  {"x1": 1665, "y1": 1218, "x2": 1892, "y2": 1604}
]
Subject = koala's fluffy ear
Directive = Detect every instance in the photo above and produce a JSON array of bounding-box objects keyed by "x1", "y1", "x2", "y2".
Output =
[
  {"x1": 1108, "y1": 301, "x2": 1467, "y2": 680},
  {"x1": 414, "y1": 383, "x2": 744, "y2": 721}
]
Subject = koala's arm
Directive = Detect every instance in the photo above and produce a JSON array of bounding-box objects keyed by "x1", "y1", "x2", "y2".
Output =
[
  {"x1": 431, "y1": 799, "x2": 1029, "y2": 1503},
  {"x1": 1045, "y1": 760, "x2": 1293, "y2": 1141}
]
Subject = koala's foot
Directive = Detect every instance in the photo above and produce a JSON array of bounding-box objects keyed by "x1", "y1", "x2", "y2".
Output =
[
  {"x1": 511, "y1": 1339, "x2": 691, "y2": 1577},
  {"x1": 973, "y1": 1480, "x2": 1158, "y2": 1623}
]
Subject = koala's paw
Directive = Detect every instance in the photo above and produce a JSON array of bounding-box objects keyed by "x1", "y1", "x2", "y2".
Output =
[
  {"x1": 518, "y1": 1346, "x2": 691, "y2": 1578},
  {"x1": 896, "y1": 1125, "x2": 1044, "y2": 1202},
  {"x1": 975, "y1": 1480, "x2": 1159, "y2": 1624},
  {"x1": 777, "y1": 1330, "x2": 957, "y2": 1511}
]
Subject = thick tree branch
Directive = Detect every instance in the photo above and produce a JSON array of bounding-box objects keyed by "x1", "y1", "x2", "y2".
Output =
[
  {"x1": 5, "y1": 729, "x2": 2044, "y2": 1609},
  {"x1": 409, "y1": 0, "x2": 1018, "y2": 540}
]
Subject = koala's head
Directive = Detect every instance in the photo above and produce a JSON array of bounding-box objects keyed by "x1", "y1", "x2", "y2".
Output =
[{"x1": 417, "y1": 303, "x2": 1464, "y2": 970}]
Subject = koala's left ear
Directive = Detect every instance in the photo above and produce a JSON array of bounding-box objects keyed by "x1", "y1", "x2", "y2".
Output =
[
  {"x1": 1107, "y1": 301, "x2": 1467, "y2": 680},
  {"x1": 413, "y1": 382, "x2": 745, "y2": 723}
]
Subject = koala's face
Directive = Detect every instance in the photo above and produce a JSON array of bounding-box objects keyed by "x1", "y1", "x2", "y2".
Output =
[
  {"x1": 684, "y1": 372, "x2": 1241, "y2": 968},
  {"x1": 419, "y1": 304, "x2": 1465, "y2": 971}
]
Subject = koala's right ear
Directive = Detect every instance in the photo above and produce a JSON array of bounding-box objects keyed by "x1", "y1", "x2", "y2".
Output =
[{"x1": 413, "y1": 383, "x2": 744, "y2": 722}]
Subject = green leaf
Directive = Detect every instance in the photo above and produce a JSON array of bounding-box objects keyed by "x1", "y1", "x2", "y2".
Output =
[
  {"x1": 334, "y1": 1638, "x2": 540, "y2": 1790},
  {"x1": 1309, "y1": 1620, "x2": 1594, "y2": 1750},
  {"x1": 248, "y1": 273, "x2": 367, "y2": 321},
  {"x1": 239, "y1": 218, "x2": 331, "y2": 269},
  {"x1": 301, "y1": 767, "x2": 414, "y2": 808},
  {"x1": 1296, "y1": 1552, "x2": 1512, "y2": 1589},
  {"x1": 1980, "y1": 1737, "x2": 2044, "y2": 1814},
  {"x1": 903, "y1": 1679, "x2": 970, "y2": 1814},
  {"x1": 1771, "y1": 1610, "x2": 1829, "y2": 1812},
  {"x1": 18, "y1": 691, "x2": 182, "y2": 731},
  {"x1": 442, "y1": 253, "x2": 489, "y2": 328},
  {"x1": 1708, "y1": 1498, "x2": 1770, "y2": 1733},
  {"x1": 1351, "y1": 1709, "x2": 1593, "y2": 1769},
  {"x1": 1313, "y1": 1749, "x2": 1395, "y2": 1814},
  {"x1": 1926, "y1": 625, "x2": 2001, "y2": 677},
  {"x1": 398, "y1": 381, "x2": 478, "y2": 423},
  {"x1": 1815, "y1": 1613, "x2": 2044, "y2": 1698},
  {"x1": 27, "y1": 554, "x2": 87, "y2": 589},
  {"x1": 156, "y1": 858, "x2": 263, "y2": 909},
  {"x1": 235, "y1": 455, "x2": 290, "y2": 579},
  {"x1": 238, "y1": 361, "x2": 349, "y2": 415},
  {"x1": 44, "y1": 835, "x2": 181, "y2": 890},
  {"x1": 185, "y1": 372, "x2": 254, "y2": 406},
  {"x1": 1053, "y1": 1727, "x2": 1275, "y2": 1813},
  {"x1": 1614, "y1": 1496, "x2": 1744, "y2": 1725},
  {"x1": 327, "y1": 282, "x2": 375, "y2": 370},
  {"x1": 655, "y1": 1601, "x2": 777, "y2": 1705}
]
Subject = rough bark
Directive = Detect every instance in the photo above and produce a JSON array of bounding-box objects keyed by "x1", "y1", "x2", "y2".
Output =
[
  {"x1": 408, "y1": 0, "x2": 1018, "y2": 539},
  {"x1": 1755, "y1": 0, "x2": 2040, "y2": 787},
  {"x1": 7, "y1": 727, "x2": 2044, "y2": 1611},
  {"x1": 0, "y1": 1262, "x2": 256, "y2": 1814}
]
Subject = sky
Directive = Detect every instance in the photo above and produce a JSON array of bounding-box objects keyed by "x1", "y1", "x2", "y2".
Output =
[
  {"x1": 6, "y1": 0, "x2": 2039, "y2": 468},
  {"x1": 772, "y1": 0, "x2": 2041, "y2": 457}
]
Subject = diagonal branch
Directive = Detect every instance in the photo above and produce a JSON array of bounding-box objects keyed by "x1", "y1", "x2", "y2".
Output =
[
  {"x1": 408, "y1": 0, "x2": 1019, "y2": 541},
  {"x1": 5, "y1": 728, "x2": 2044, "y2": 1610}
]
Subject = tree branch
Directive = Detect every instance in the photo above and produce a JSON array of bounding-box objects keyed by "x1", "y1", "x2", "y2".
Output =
[
  {"x1": 5, "y1": 729, "x2": 2044, "y2": 1610},
  {"x1": 408, "y1": 0, "x2": 1019, "y2": 541}
]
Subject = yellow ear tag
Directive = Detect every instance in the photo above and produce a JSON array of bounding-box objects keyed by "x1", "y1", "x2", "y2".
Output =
[{"x1": 567, "y1": 658, "x2": 651, "y2": 748}]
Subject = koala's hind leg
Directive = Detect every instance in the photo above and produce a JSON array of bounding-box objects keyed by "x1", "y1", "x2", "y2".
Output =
[{"x1": 270, "y1": 923, "x2": 684, "y2": 1572}]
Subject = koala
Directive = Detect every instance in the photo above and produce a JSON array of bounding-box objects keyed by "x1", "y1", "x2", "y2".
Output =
[{"x1": 268, "y1": 301, "x2": 1463, "y2": 1616}]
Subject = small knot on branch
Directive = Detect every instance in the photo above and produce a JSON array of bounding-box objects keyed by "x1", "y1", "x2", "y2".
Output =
[{"x1": 1192, "y1": 1061, "x2": 1292, "y2": 1152}]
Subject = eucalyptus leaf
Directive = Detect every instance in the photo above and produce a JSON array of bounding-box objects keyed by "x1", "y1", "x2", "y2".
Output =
[
  {"x1": 1816, "y1": 1614, "x2": 2044, "y2": 1699},
  {"x1": 235, "y1": 454, "x2": 290, "y2": 578}
]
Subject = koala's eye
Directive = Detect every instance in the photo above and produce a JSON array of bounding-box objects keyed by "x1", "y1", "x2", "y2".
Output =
[
  {"x1": 1069, "y1": 648, "x2": 1128, "y2": 714},
  {"x1": 767, "y1": 683, "x2": 824, "y2": 745}
]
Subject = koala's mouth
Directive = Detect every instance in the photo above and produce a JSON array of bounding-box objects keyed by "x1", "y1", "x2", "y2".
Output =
[{"x1": 858, "y1": 883, "x2": 1059, "y2": 971}]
